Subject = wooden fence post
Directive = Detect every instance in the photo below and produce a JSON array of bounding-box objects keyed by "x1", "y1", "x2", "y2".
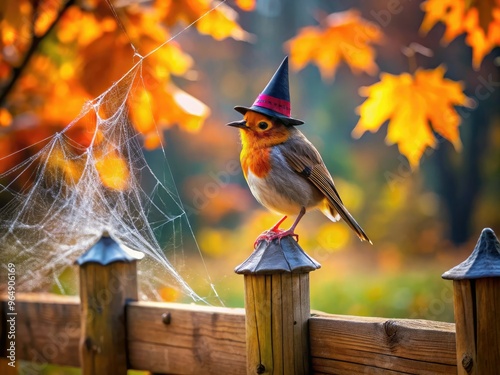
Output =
[
  {"x1": 442, "y1": 228, "x2": 500, "y2": 375},
  {"x1": 76, "y1": 233, "x2": 143, "y2": 375},
  {"x1": 235, "y1": 236, "x2": 320, "y2": 375}
]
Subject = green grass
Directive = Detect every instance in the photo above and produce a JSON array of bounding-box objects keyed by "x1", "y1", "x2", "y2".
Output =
[
  {"x1": 309, "y1": 271, "x2": 455, "y2": 322},
  {"x1": 201, "y1": 260, "x2": 456, "y2": 323}
]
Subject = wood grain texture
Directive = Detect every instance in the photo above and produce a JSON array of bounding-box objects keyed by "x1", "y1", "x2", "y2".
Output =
[
  {"x1": 309, "y1": 314, "x2": 457, "y2": 374},
  {"x1": 0, "y1": 293, "x2": 80, "y2": 368},
  {"x1": 453, "y1": 280, "x2": 476, "y2": 375},
  {"x1": 127, "y1": 301, "x2": 246, "y2": 374},
  {"x1": 1, "y1": 294, "x2": 460, "y2": 374},
  {"x1": 244, "y1": 273, "x2": 311, "y2": 375},
  {"x1": 475, "y1": 278, "x2": 500, "y2": 375},
  {"x1": 312, "y1": 357, "x2": 413, "y2": 375},
  {"x1": 79, "y1": 262, "x2": 138, "y2": 375},
  {"x1": 454, "y1": 278, "x2": 500, "y2": 375}
]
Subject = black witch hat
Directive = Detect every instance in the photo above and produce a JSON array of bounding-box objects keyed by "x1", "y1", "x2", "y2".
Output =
[{"x1": 233, "y1": 56, "x2": 303, "y2": 126}]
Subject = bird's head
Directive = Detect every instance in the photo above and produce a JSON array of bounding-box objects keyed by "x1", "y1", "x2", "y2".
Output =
[{"x1": 226, "y1": 110, "x2": 291, "y2": 148}]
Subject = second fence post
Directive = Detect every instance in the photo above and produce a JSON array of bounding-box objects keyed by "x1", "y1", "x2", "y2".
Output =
[
  {"x1": 76, "y1": 232, "x2": 143, "y2": 375},
  {"x1": 443, "y1": 228, "x2": 500, "y2": 375},
  {"x1": 235, "y1": 236, "x2": 320, "y2": 375}
]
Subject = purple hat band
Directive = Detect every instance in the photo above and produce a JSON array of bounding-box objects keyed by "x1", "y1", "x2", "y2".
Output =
[{"x1": 253, "y1": 94, "x2": 291, "y2": 117}]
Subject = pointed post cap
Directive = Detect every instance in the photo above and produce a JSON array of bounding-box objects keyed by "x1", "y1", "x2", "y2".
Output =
[
  {"x1": 76, "y1": 231, "x2": 144, "y2": 266},
  {"x1": 442, "y1": 228, "x2": 500, "y2": 280},
  {"x1": 235, "y1": 236, "x2": 321, "y2": 275}
]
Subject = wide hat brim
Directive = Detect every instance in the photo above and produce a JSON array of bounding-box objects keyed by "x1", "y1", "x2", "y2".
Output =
[{"x1": 234, "y1": 105, "x2": 304, "y2": 126}]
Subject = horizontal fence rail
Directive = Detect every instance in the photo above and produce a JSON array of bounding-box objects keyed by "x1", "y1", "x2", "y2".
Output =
[
  {"x1": 310, "y1": 314, "x2": 456, "y2": 374},
  {"x1": 0, "y1": 293, "x2": 457, "y2": 374}
]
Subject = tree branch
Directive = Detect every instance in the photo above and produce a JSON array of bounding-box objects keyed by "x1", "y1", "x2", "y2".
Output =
[{"x1": 0, "y1": 0, "x2": 76, "y2": 107}]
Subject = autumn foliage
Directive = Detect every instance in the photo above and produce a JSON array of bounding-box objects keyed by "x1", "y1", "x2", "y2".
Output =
[
  {"x1": 352, "y1": 66, "x2": 473, "y2": 168},
  {"x1": 0, "y1": 1, "x2": 499, "y2": 181},
  {"x1": 420, "y1": 0, "x2": 500, "y2": 69},
  {"x1": 0, "y1": 1, "x2": 498, "y2": 316},
  {"x1": 286, "y1": 10, "x2": 382, "y2": 80},
  {"x1": 287, "y1": 4, "x2": 498, "y2": 167},
  {"x1": 0, "y1": 0, "x2": 253, "y2": 185}
]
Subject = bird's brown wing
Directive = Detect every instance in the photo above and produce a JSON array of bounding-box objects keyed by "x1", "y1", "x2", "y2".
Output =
[{"x1": 278, "y1": 130, "x2": 372, "y2": 243}]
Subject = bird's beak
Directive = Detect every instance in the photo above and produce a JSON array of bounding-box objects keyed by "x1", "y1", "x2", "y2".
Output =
[{"x1": 226, "y1": 119, "x2": 248, "y2": 129}]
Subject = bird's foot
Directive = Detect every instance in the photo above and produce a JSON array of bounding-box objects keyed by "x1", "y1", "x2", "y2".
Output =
[{"x1": 253, "y1": 228, "x2": 299, "y2": 248}]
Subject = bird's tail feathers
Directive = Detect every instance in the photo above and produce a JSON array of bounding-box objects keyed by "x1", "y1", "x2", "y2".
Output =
[
  {"x1": 320, "y1": 200, "x2": 340, "y2": 222},
  {"x1": 324, "y1": 200, "x2": 372, "y2": 244}
]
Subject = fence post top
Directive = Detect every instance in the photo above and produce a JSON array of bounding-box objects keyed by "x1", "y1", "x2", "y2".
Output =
[
  {"x1": 234, "y1": 235, "x2": 321, "y2": 275},
  {"x1": 75, "y1": 232, "x2": 144, "y2": 266},
  {"x1": 442, "y1": 228, "x2": 500, "y2": 280}
]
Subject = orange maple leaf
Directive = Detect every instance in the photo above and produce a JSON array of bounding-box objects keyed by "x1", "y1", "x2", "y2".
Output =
[
  {"x1": 155, "y1": 0, "x2": 251, "y2": 41},
  {"x1": 463, "y1": 6, "x2": 500, "y2": 69},
  {"x1": 129, "y1": 81, "x2": 210, "y2": 149},
  {"x1": 286, "y1": 9, "x2": 382, "y2": 80},
  {"x1": 420, "y1": 0, "x2": 500, "y2": 69},
  {"x1": 78, "y1": 29, "x2": 136, "y2": 97},
  {"x1": 352, "y1": 66, "x2": 473, "y2": 168},
  {"x1": 57, "y1": 6, "x2": 115, "y2": 46},
  {"x1": 75, "y1": 8, "x2": 206, "y2": 142},
  {"x1": 196, "y1": 3, "x2": 252, "y2": 41},
  {"x1": 155, "y1": 0, "x2": 207, "y2": 27}
]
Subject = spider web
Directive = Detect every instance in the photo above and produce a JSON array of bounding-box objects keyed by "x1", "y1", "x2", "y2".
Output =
[{"x1": 0, "y1": 2, "x2": 229, "y2": 304}]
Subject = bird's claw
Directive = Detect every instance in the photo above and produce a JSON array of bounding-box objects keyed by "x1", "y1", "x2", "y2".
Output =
[{"x1": 253, "y1": 229, "x2": 299, "y2": 248}]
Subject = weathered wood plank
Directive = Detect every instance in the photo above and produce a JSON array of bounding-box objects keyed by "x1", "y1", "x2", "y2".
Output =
[
  {"x1": 299, "y1": 274, "x2": 311, "y2": 374},
  {"x1": 313, "y1": 357, "x2": 408, "y2": 375},
  {"x1": 280, "y1": 274, "x2": 293, "y2": 375},
  {"x1": 271, "y1": 274, "x2": 285, "y2": 373},
  {"x1": 309, "y1": 314, "x2": 457, "y2": 374},
  {"x1": 244, "y1": 276, "x2": 259, "y2": 374},
  {"x1": 444, "y1": 228, "x2": 500, "y2": 374},
  {"x1": 475, "y1": 278, "x2": 500, "y2": 374},
  {"x1": 127, "y1": 301, "x2": 247, "y2": 374},
  {"x1": 452, "y1": 280, "x2": 476, "y2": 374},
  {"x1": 249, "y1": 275, "x2": 273, "y2": 374},
  {"x1": 79, "y1": 260, "x2": 139, "y2": 375},
  {"x1": 243, "y1": 273, "x2": 311, "y2": 375},
  {"x1": 1, "y1": 294, "x2": 459, "y2": 374},
  {"x1": 0, "y1": 293, "x2": 81, "y2": 368}
]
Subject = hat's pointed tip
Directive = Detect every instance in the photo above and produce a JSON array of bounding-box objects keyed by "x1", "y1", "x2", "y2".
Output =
[
  {"x1": 230, "y1": 56, "x2": 303, "y2": 125},
  {"x1": 279, "y1": 56, "x2": 289, "y2": 72}
]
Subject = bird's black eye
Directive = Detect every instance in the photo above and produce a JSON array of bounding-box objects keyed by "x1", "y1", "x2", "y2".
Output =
[{"x1": 258, "y1": 121, "x2": 269, "y2": 130}]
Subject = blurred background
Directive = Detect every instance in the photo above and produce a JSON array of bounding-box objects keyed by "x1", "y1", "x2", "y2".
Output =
[
  {"x1": 1, "y1": 0, "x2": 499, "y2": 329},
  {"x1": 164, "y1": 0, "x2": 500, "y2": 322}
]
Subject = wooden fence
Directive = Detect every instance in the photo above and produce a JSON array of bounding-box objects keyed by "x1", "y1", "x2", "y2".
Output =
[{"x1": 1, "y1": 228, "x2": 499, "y2": 374}]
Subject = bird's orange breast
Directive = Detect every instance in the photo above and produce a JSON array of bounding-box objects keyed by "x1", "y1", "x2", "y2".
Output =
[
  {"x1": 240, "y1": 146, "x2": 271, "y2": 179},
  {"x1": 238, "y1": 112, "x2": 290, "y2": 179}
]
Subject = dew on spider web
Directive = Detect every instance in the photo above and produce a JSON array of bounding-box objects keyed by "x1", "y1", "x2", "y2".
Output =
[{"x1": 0, "y1": 5, "x2": 226, "y2": 305}]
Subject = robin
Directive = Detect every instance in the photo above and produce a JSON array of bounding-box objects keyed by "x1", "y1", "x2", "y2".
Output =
[{"x1": 227, "y1": 56, "x2": 371, "y2": 247}]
